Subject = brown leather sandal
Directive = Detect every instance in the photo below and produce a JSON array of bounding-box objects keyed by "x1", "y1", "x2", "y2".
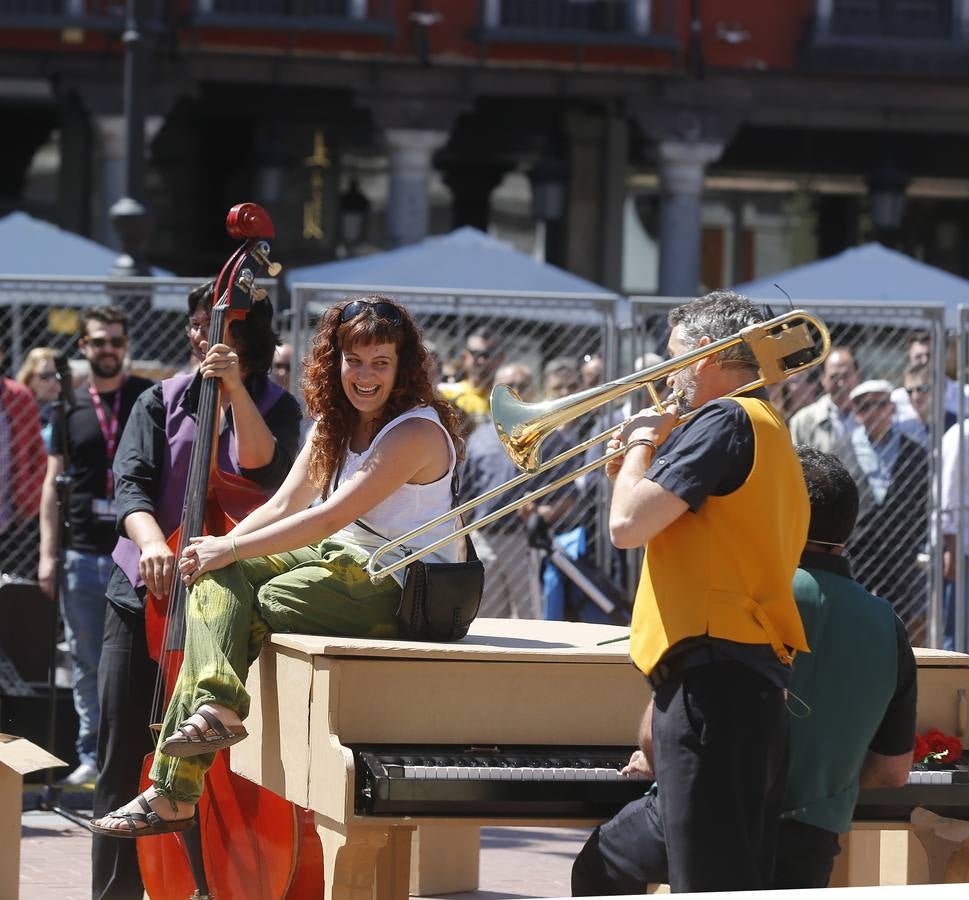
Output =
[
  {"x1": 159, "y1": 707, "x2": 248, "y2": 758},
  {"x1": 89, "y1": 792, "x2": 195, "y2": 839}
]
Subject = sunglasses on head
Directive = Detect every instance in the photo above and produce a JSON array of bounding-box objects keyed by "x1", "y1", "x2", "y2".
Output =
[
  {"x1": 339, "y1": 300, "x2": 402, "y2": 325},
  {"x1": 85, "y1": 336, "x2": 126, "y2": 350}
]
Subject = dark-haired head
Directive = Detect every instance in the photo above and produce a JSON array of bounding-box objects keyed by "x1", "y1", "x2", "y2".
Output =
[
  {"x1": 186, "y1": 279, "x2": 279, "y2": 376},
  {"x1": 796, "y1": 445, "x2": 859, "y2": 547},
  {"x1": 303, "y1": 296, "x2": 464, "y2": 493},
  {"x1": 80, "y1": 305, "x2": 128, "y2": 339}
]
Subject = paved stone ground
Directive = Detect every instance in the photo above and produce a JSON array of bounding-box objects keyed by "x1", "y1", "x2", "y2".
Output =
[{"x1": 20, "y1": 806, "x2": 590, "y2": 899}]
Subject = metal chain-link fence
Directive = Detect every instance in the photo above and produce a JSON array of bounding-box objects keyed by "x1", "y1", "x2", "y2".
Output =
[
  {"x1": 4, "y1": 277, "x2": 957, "y2": 644},
  {"x1": 290, "y1": 283, "x2": 627, "y2": 623},
  {"x1": 0, "y1": 275, "x2": 278, "y2": 581},
  {"x1": 631, "y1": 297, "x2": 948, "y2": 648}
]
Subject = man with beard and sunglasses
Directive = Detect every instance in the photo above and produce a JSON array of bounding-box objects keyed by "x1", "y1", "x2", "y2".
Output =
[
  {"x1": 581, "y1": 291, "x2": 810, "y2": 893},
  {"x1": 38, "y1": 306, "x2": 155, "y2": 787}
]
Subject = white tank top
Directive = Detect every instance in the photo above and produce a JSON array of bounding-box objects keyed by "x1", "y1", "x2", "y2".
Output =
[{"x1": 329, "y1": 406, "x2": 461, "y2": 574}]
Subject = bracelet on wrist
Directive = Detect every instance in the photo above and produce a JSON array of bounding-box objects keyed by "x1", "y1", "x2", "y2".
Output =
[{"x1": 625, "y1": 437, "x2": 658, "y2": 455}]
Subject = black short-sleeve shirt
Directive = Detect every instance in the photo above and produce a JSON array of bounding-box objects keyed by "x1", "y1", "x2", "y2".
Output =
[
  {"x1": 645, "y1": 396, "x2": 757, "y2": 511},
  {"x1": 49, "y1": 375, "x2": 155, "y2": 554}
]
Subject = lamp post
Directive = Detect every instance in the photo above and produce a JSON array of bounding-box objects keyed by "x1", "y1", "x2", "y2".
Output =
[
  {"x1": 338, "y1": 177, "x2": 371, "y2": 256},
  {"x1": 866, "y1": 161, "x2": 909, "y2": 246},
  {"x1": 110, "y1": 0, "x2": 150, "y2": 278},
  {"x1": 529, "y1": 157, "x2": 567, "y2": 263}
]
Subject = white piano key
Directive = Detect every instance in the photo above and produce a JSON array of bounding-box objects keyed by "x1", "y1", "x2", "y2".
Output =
[
  {"x1": 564, "y1": 768, "x2": 576, "y2": 781},
  {"x1": 552, "y1": 768, "x2": 566, "y2": 781},
  {"x1": 497, "y1": 768, "x2": 514, "y2": 780},
  {"x1": 446, "y1": 766, "x2": 459, "y2": 780},
  {"x1": 511, "y1": 769, "x2": 523, "y2": 781},
  {"x1": 457, "y1": 767, "x2": 470, "y2": 780},
  {"x1": 404, "y1": 766, "x2": 417, "y2": 778}
]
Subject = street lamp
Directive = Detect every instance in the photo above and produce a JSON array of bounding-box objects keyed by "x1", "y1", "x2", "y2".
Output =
[
  {"x1": 338, "y1": 178, "x2": 371, "y2": 253},
  {"x1": 529, "y1": 157, "x2": 568, "y2": 223},
  {"x1": 528, "y1": 157, "x2": 567, "y2": 263},
  {"x1": 110, "y1": 0, "x2": 150, "y2": 277},
  {"x1": 866, "y1": 161, "x2": 910, "y2": 235}
]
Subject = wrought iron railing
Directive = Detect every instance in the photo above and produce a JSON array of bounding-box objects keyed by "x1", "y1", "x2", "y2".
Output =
[
  {"x1": 192, "y1": 0, "x2": 394, "y2": 32},
  {"x1": 820, "y1": 0, "x2": 960, "y2": 40},
  {"x1": 479, "y1": 0, "x2": 679, "y2": 47}
]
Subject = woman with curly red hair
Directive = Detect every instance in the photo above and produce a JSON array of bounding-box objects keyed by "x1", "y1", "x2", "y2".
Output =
[{"x1": 91, "y1": 296, "x2": 465, "y2": 836}]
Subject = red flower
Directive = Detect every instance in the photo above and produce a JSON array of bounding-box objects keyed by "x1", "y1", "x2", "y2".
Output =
[
  {"x1": 915, "y1": 729, "x2": 964, "y2": 765},
  {"x1": 914, "y1": 733, "x2": 930, "y2": 764}
]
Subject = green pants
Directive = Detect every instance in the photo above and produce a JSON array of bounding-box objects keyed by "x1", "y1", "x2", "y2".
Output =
[{"x1": 150, "y1": 540, "x2": 400, "y2": 803}]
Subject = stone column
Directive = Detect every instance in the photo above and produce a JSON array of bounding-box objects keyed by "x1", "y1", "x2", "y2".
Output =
[
  {"x1": 632, "y1": 93, "x2": 747, "y2": 298},
  {"x1": 655, "y1": 139, "x2": 724, "y2": 297},
  {"x1": 384, "y1": 128, "x2": 448, "y2": 247}
]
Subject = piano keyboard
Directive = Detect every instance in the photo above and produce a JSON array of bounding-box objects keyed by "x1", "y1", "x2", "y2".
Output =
[
  {"x1": 905, "y1": 768, "x2": 969, "y2": 785},
  {"x1": 855, "y1": 757, "x2": 969, "y2": 821},
  {"x1": 351, "y1": 745, "x2": 650, "y2": 817}
]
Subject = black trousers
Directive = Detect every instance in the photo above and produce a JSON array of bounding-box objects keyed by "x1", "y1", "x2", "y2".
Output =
[
  {"x1": 573, "y1": 661, "x2": 790, "y2": 894},
  {"x1": 92, "y1": 602, "x2": 158, "y2": 900}
]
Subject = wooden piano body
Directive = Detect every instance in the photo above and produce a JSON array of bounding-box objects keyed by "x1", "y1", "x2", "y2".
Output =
[
  {"x1": 231, "y1": 621, "x2": 969, "y2": 897},
  {"x1": 231, "y1": 618, "x2": 647, "y2": 899}
]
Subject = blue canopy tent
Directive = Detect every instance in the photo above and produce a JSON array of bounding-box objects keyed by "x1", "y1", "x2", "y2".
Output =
[
  {"x1": 287, "y1": 225, "x2": 617, "y2": 299},
  {"x1": 0, "y1": 210, "x2": 172, "y2": 277},
  {"x1": 733, "y1": 243, "x2": 968, "y2": 328}
]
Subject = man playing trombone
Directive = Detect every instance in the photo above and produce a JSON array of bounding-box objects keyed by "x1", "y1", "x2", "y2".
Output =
[{"x1": 581, "y1": 291, "x2": 810, "y2": 893}]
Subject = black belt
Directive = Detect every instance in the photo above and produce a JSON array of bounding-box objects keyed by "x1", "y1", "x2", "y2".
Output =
[{"x1": 645, "y1": 644, "x2": 726, "y2": 691}]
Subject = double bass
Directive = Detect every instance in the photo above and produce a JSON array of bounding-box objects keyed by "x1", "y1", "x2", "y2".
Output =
[{"x1": 138, "y1": 203, "x2": 323, "y2": 898}]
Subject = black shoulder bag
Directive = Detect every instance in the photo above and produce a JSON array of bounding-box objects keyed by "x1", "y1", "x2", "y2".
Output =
[{"x1": 356, "y1": 475, "x2": 484, "y2": 642}]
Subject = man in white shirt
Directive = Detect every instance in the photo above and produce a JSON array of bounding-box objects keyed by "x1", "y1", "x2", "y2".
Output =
[
  {"x1": 841, "y1": 379, "x2": 929, "y2": 644},
  {"x1": 788, "y1": 345, "x2": 859, "y2": 452}
]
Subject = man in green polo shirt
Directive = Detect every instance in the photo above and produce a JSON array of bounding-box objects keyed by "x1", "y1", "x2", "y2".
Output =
[{"x1": 774, "y1": 446, "x2": 916, "y2": 887}]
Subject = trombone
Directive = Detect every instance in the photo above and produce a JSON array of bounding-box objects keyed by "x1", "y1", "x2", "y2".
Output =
[{"x1": 366, "y1": 308, "x2": 831, "y2": 584}]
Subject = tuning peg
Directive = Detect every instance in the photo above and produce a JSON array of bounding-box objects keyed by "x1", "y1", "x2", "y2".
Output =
[{"x1": 252, "y1": 241, "x2": 282, "y2": 278}]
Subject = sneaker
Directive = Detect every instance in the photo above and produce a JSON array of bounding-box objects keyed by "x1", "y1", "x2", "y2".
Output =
[{"x1": 59, "y1": 761, "x2": 97, "y2": 787}]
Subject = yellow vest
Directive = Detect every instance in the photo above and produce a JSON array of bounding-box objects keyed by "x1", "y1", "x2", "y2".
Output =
[{"x1": 629, "y1": 396, "x2": 810, "y2": 676}]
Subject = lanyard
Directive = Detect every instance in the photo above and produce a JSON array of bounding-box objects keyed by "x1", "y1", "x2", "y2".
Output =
[{"x1": 88, "y1": 381, "x2": 124, "y2": 497}]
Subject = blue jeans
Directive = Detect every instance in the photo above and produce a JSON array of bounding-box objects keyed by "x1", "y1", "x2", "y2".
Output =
[{"x1": 61, "y1": 549, "x2": 112, "y2": 767}]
